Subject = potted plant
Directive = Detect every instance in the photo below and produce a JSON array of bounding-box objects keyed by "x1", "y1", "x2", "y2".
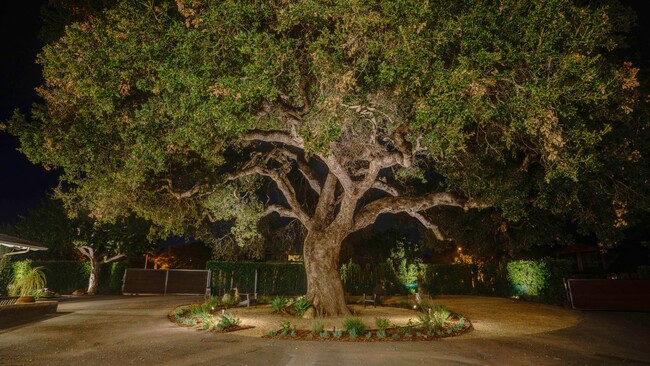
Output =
[{"x1": 10, "y1": 266, "x2": 47, "y2": 304}]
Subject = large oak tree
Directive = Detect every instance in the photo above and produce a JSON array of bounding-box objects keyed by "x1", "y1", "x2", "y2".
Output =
[{"x1": 8, "y1": 0, "x2": 648, "y2": 315}]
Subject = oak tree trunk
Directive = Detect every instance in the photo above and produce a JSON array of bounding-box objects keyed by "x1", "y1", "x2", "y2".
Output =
[
  {"x1": 303, "y1": 230, "x2": 350, "y2": 316},
  {"x1": 87, "y1": 258, "x2": 101, "y2": 295}
]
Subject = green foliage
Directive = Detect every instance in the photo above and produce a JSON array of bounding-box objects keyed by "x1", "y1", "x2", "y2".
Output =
[
  {"x1": 375, "y1": 317, "x2": 390, "y2": 331},
  {"x1": 311, "y1": 319, "x2": 325, "y2": 335},
  {"x1": 292, "y1": 297, "x2": 311, "y2": 317},
  {"x1": 507, "y1": 258, "x2": 572, "y2": 304},
  {"x1": 340, "y1": 261, "x2": 404, "y2": 295},
  {"x1": 431, "y1": 305, "x2": 451, "y2": 329},
  {"x1": 9, "y1": 0, "x2": 647, "y2": 313},
  {"x1": 279, "y1": 320, "x2": 292, "y2": 336},
  {"x1": 10, "y1": 260, "x2": 127, "y2": 294},
  {"x1": 365, "y1": 331, "x2": 373, "y2": 339},
  {"x1": 216, "y1": 312, "x2": 241, "y2": 331},
  {"x1": 507, "y1": 260, "x2": 549, "y2": 297},
  {"x1": 267, "y1": 329, "x2": 277, "y2": 337},
  {"x1": 388, "y1": 240, "x2": 426, "y2": 287},
  {"x1": 638, "y1": 266, "x2": 650, "y2": 279},
  {"x1": 319, "y1": 331, "x2": 330, "y2": 339},
  {"x1": 342, "y1": 317, "x2": 366, "y2": 335},
  {"x1": 452, "y1": 317, "x2": 466, "y2": 331},
  {"x1": 0, "y1": 256, "x2": 13, "y2": 296},
  {"x1": 207, "y1": 261, "x2": 306, "y2": 296},
  {"x1": 425, "y1": 264, "x2": 475, "y2": 295},
  {"x1": 333, "y1": 330, "x2": 343, "y2": 339},
  {"x1": 270, "y1": 296, "x2": 288, "y2": 313},
  {"x1": 10, "y1": 265, "x2": 47, "y2": 296}
]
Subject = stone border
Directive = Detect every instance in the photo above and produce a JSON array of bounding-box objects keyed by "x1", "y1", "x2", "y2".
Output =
[{"x1": 0, "y1": 301, "x2": 58, "y2": 329}]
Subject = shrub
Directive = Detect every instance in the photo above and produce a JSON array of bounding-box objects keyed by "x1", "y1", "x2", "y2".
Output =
[
  {"x1": 292, "y1": 297, "x2": 311, "y2": 317},
  {"x1": 333, "y1": 330, "x2": 343, "y2": 339},
  {"x1": 216, "y1": 313, "x2": 241, "y2": 331},
  {"x1": 375, "y1": 317, "x2": 390, "y2": 330},
  {"x1": 639, "y1": 266, "x2": 650, "y2": 279},
  {"x1": 507, "y1": 258, "x2": 572, "y2": 305},
  {"x1": 343, "y1": 316, "x2": 366, "y2": 335},
  {"x1": 207, "y1": 261, "x2": 307, "y2": 296},
  {"x1": 319, "y1": 330, "x2": 330, "y2": 339},
  {"x1": 279, "y1": 320, "x2": 292, "y2": 336},
  {"x1": 0, "y1": 256, "x2": 12, "y2": 296},
  {"x1": 431, "y1": 304, "x2": 451, "y2": 329},
  {"x1": 271, "y1": 296, "x2": 288, "y2": 313},
  {"x1": 10, "y1": 265, "x2": 47, "y2": 296},
  {"x1": 507, "y1": 260, "x2": 549, "y2": 297},
  {"x1": 311, "y1": 319, "x2": 325, "y2": 335}
]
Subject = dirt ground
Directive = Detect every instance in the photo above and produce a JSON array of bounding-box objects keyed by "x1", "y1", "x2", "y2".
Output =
[
  {"x1": 211, "y1": 296, "x2": 581, "y2": 339},
  {"x1": 1, "y1": 295, "x2": 649, "y2": 365}
]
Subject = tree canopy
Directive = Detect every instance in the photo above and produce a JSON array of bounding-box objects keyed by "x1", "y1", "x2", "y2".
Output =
[{"x1": 8, "y1": 0, "x2": 648, "y2": 313}]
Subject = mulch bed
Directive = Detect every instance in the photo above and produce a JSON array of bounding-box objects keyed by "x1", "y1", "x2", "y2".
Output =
[{"x1": 263, "y1": 316, "x2": 472, "y2": 342}]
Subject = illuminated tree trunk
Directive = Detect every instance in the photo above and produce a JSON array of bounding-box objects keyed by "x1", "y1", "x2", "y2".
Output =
[
  {"x1": 87, "y1": 258, "x2": 101, "y2": 295},
  {"x1": 303, "y1": 230, "x2": 350, "y2": 316}
]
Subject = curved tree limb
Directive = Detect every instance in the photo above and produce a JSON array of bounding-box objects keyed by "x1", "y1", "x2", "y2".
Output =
[
  {"x1": 352, "y1": 192, "x2": 467, "y2": 231},
  {"x1": 406, "y1": 211, "x2": 452, "y2": 241},
  {"x1": 229, "y1": 166, "x2": 310, "y2": 225},
  {"x1": 264, "y1": 204, "x2": 300, "y2": 220},
  {"x1": 243, "y1": 130, "x2": 305, "y2": 149},
  {"x1": 102, "y1": 253, "x2": 126, "y2": 264}
]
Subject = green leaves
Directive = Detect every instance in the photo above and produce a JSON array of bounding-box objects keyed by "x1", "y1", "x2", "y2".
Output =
[{"x1": 7, "y1": 0, "x2": 647, "y2": 252}]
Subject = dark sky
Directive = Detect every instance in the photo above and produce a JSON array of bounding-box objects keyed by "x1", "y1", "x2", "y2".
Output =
[
  {"x1": 0, "y1": 0, "x2": 57, "y2": 224},
  {"x1": 0, "y1": 1, "x2": 647, "y2": 226}
]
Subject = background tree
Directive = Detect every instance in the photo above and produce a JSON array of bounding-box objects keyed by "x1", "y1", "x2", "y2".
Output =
[
  {"x1": 9, "y1": 0, "x2": 647, "y2": 314},
  {"x1": 3, "y1": 198, "x2": 152, "y2": 294},
  {"x1": 1, "y1": 198, "x2": 77, "y2": 260},
  {"x1": 71, "y1": 212, "x2": 151, "y2": 294}
]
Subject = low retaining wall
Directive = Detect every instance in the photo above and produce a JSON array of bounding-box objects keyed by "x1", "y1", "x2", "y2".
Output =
[{"x1": 0, "y1": 301, "x2": 58, "y2": 328}]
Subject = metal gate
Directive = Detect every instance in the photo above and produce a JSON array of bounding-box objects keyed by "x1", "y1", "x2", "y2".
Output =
[
  {"x1": 567, "y1": 279, "x2": 650, "y2": 311},
  {"x1": 122, "y1": 269, "x2": 211, "y2": 296}
]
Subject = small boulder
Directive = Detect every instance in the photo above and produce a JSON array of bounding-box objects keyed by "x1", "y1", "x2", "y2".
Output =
[{"x1": 302, "y1": 306, "x2": 316, "y2": 319}]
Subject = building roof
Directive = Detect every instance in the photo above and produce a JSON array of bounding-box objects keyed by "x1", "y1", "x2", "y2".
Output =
[{"x1": 0, "y1": 233, "x2": 47, "y2": 251}]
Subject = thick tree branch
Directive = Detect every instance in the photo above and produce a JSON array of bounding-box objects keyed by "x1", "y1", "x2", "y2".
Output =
[
  {"x1": 229, "y1": 166, "x2": 310, "y2": 225},
  {"x1": 371, "y1": 180, "x2": 399, "y2": 196},
  {"x1": 243, "y1": 130, "x2": 305, "y2": 149},
  {"x1": 324, "y1": 154, "x2": 354, "y2": 193},
  {"x1": 78, "y1": 245, "x2": 93, "y2": 259},
  {"x1": 406, "y1": 211, "x2": 451, "y2": 241},
  {"x1": 281, "y1": 150, "x2": 321, "y2": 194},
  {"x1": 160, "y1": 179, "x2": 204, "y2": 200},
  {"x1": 102, "y1": 253, "x2": 126, "y2": 264},
  {"x1": 313, "y1": 172, "x2": 338, "y2": 224},
  {"x1": 264, "y1": 204, "x2": 299, "y2": 219},
  {"x1": 352, "y1": 192, "x2": 467, "y2": 231}
]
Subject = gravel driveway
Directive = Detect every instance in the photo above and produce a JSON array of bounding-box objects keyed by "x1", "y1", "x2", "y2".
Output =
[{"x1": 1, "y1": 295, "x2": 648, "y2": 365}]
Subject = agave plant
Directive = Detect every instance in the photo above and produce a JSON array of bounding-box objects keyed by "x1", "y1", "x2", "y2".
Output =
[{"x1": 10, "y1": 266, "x2": 47, "y2": 296}]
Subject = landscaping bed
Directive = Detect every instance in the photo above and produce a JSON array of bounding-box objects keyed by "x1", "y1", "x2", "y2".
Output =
[{"x1": 169, "y1": 295, "x2": 472, "y2": 341}]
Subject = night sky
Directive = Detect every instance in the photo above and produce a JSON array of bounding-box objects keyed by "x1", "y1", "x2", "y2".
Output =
[
  {"x1": 0, "y1": 0, "x2": 57, "y2": 224},
  {"x1": 0, "y1": 1, "x2": 647, "y2": 226}
]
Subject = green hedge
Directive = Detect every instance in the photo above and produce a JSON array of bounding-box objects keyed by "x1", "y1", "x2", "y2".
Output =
[
  {"x1": 0, "y1": 256, "x2": 12, "y2": 296},
  {"x1": 8, "y1": 260, "x2": 127, "y2": 295},
  {"x1": 340, "y1": 261, "x2": 407, "y2": 295},
  {"x1": 507, "y1": 258, "x2": 572, "y2": 305},
  {"x1": 205, "y1": 259, "x2": 571, "y2": 305},
  {"x1": 638, "y1": 266, "x2": 650, "y2": 279},
  {"x1": 206, "y1": 261, "x2": 307, "y2": 296}
]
